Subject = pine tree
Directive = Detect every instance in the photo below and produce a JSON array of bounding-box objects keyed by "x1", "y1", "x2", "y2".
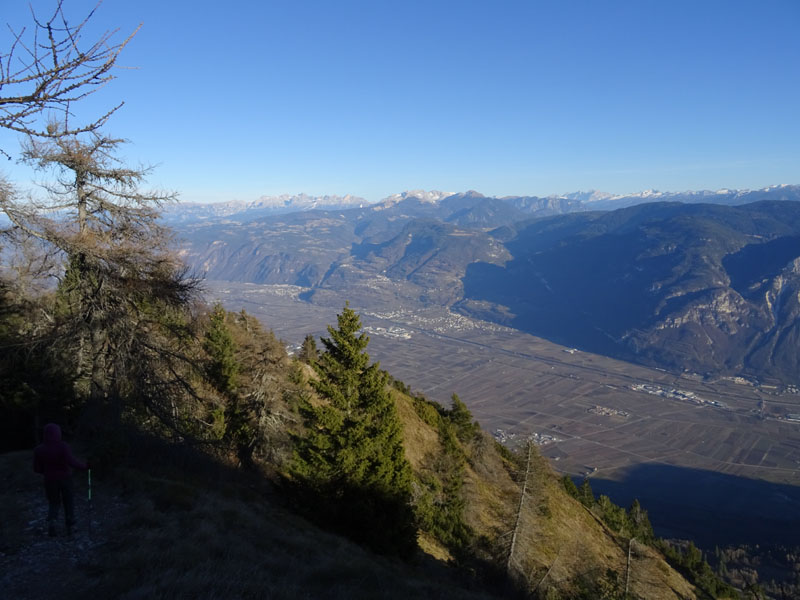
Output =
[
  {"x1": 447, "y1": 393, "x2": 480, "y2": 443},
  {"x1": 298, "y1": 333, "x2": 318, "y2": 365},
  {"x1": 0, "y1": 2, "x2": 137, "y2": 156},
  {"x1": 201, "y1": 306, "x2": 290, "y2": 465},
  {"x1": 204, "y1": 304, "x2": 239, "y2": 394},
  {"x1": 292, "y1": 303, "x2": 415, "y2": 555},
  {"x1": 628, "y1": 498, "x2": 654, "y2": 541},
  {"x1": 578, "y1": 477, "x2": 595, "y2": 508},
  {"x1": 6, "y1": 129, "x2": 197, "y2": 426},
  {"x1": 562, "y1": 474, "x2": 580, "y2": 498}
]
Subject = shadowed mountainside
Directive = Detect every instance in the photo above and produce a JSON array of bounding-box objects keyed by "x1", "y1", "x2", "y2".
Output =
[
  {"x1": 587, "y1": 463, "x2": 800, "y2": 549},
  {"x1": 458, "y1": 201, "x2": 800, "y2": 383}
]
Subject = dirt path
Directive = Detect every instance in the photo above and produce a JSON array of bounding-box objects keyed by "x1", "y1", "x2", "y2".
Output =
[{"x1": 0, "y1": 452, "x2": 127, "y2": 600}]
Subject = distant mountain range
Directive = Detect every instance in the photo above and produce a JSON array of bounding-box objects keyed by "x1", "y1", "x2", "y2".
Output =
[
  {"x1": 161, "y1": 193, "x2": 368, "y2": 224},
  {"x1": 173, "y1": 185, "x2": 800, "y2": 383},
  {"x1": 163, "y1": 184, "x2": 800, "y2": 224}
]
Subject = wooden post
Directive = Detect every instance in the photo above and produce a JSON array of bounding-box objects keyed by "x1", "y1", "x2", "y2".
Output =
[
  {"x1": 625, "y1": 537, "x2": 634, "y2": 597},
  {"x1": 507, "y1": 441, "x2": 534, "y2": 574}
]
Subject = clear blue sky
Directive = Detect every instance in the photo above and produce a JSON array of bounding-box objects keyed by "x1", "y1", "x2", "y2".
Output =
[{"x1": 1, "y1": 0, "x2": 798, "y2": 202}]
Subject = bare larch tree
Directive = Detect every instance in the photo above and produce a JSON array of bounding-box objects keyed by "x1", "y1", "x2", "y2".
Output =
[
  {"x1": 7, "y1": 129, "x2": 198, "y2": 424},
  {"x1": 0, "y1": 3, "x2": 202, "y2": 432},
  {"x1": 0, "y1": 0, "x2": 138, "y2": 157}
]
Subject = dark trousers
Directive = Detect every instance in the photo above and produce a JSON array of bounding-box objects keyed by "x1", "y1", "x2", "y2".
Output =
[{"x1": 45, "y1": 478, "x2": 75, "y2": 526}]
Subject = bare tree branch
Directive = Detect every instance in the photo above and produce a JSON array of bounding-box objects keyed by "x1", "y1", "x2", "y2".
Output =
[{"x1": 0, "y1": 1, "x2": 139, "y2": 157}]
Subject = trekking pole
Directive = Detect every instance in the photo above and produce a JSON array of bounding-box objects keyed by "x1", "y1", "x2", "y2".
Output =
[{"x1": 87, "y1": 468, "x2": 93, "y2": 538}]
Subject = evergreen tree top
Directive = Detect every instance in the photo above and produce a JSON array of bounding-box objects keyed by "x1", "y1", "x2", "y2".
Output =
[
  {"x1": 318, "y1": 303, "x2": 370, "y2": 372},
  {"x1": 291, "y1": 302, "x2": 415, "y2": 555}
]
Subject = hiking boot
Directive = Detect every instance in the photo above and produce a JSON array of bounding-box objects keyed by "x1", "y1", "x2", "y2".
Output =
[{"x1": 48, "y1": 521, "x2": 57, "y2": 537}]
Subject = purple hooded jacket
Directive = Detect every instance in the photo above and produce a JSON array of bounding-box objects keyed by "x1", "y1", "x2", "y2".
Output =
[{"x1": 33, "y1": 424, "x2": 87, "y2": 481}]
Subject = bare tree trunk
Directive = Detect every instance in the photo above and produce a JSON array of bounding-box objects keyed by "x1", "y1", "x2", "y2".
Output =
[{"x1": 77, "y1": 175, "x2": 88, "y2": 236}]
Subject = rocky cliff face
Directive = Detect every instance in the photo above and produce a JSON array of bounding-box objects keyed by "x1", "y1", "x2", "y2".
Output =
[{"x1": 625, "y1": 227, "x2": 800, "y2": 380}]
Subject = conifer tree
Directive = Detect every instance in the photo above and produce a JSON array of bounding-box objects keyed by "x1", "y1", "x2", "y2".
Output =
[
  {"x1": 292, "y1": 303, "x2": 415, "y2": 555},
  {"x1": 561, "y1": 474, "x2": 580, "y2": 499},
  {"x1": 0, "y1": 5, "x2": 197, "y2": 437},
  {"x1": 204, "y1": 304, "x2": 239, "y2": 394},
  {"x1": 201, "y1": 306, "x2": 289, "y2": 464},
  {"x1": 447, "y1": 392, "x2": 480, "y2": 443},
  {"x1": 628, "y1": 498, "x2": 654, "y2": 541},
  {"x1": 0, "y1": 2, "x2": 137, "y2": 157},
  {"x1": 297, "y1": 333, "x2": 318, "y2": 364},
  {"x1": 578, "y1": 477, "x2": 595, "y2": 508}
]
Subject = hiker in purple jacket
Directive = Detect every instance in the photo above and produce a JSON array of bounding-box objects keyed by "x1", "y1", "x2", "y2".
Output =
[{"x1": 33, "y1": 423, "x2": 88, "y2": 536}]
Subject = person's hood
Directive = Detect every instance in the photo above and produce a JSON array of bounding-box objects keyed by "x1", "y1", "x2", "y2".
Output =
[{"x1": 43, "y1": 423, "x2": 62, "y2": 443}]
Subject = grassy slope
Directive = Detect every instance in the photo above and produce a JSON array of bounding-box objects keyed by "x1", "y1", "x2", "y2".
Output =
[
  {"x1": 394, "y1": 390, "x2": 699, "y2": 599},
  {"x1": 2, "y1": 387, "x2": 698, "y2": 600},
  {"x1": 0, "y1": 446, "x2": 505, "y2": 600}
]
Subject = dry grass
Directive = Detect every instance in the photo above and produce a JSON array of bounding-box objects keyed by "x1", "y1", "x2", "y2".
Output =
[
  {"x1": 1, "y1": 443, "x2": 510, "y2": 600},
  {"x1": 392, "y1": 388, "x2": 701, "y2": 598},
  {"x1": 392, "y1": 390, "x2": 440, "y2": 471},
  {"x1": 98, "y1": 487, "x2": 502, "y2": 599},
  {"x1": 462, "y1": 436, "x2": 521, "y2": 539},
  {"x1": 506, "y1": 462, "x2": 699, "y2": 599}
]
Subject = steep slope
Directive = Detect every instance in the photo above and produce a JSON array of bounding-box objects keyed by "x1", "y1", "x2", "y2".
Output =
[
  {"x1": 459, "y1": 200, "x2": 800, "y2": 382},
  {"x1": 0, "y1": 447, "x2": 510, "y2": 600},
  {"x1": 174, "y1": 190, "x2": 576, "y2": 288},
  {"x1": 393, "y1": 390, "x2": 700, "y2": 599},
  {"x1": 177, "y1": 210, "x2": 358, "y2": 286},
  {"x1": 1, "y1": 387, "x2": 699, "y2": 600},
  {"x1": 305, "y1": 219, "x2": 510, "y2": 307}
]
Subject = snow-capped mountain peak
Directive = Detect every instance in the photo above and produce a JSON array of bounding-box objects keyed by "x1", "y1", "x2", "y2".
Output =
[{"x1": 378, "y1": 190, "x2": 454, "y2": 207}]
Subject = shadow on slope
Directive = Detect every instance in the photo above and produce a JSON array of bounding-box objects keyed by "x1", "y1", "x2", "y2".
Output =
[
  {"x1": 458, "y1": 227, "x2": 677, "y2": 357},
  {"x1": 458, "y1": 201, "x2": 800, "y2": 378},
  {"x1": 724, "y1": 234, "x2": 800, "y2": 297},
  {"x1": 587, "y1": 463, "x2": 800, "y2": 549},
  {"x1": 0, "y1": 432, "x2": 520, "y2": 600}
]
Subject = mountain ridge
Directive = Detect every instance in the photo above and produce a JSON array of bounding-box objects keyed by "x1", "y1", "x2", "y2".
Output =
[{"x1": 163, "y1": 184, "x2": 800, "y2": 225}]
